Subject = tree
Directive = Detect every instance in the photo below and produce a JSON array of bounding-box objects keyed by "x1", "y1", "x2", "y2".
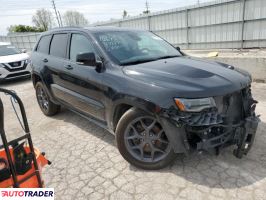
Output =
[
  {"x1": 32, "y1": 9, "x2": 53, "y2": 31},
  {"x1": 63, "y1": 11, "x2": 89, "y2": 26},
  {"x1": 8, "y1": 25, "x2": 45, "y2": 33},
  {"x1": 122, "y1": 10, "x2": 128, "y2": 19}
]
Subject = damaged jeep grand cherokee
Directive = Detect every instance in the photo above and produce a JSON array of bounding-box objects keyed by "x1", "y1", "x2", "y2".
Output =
[{"x1": 31, "y1": 27, "x2": 259, "y2": 170}]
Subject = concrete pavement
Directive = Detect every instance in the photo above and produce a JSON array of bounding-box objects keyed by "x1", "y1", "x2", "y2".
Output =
[{"x1": 1, "y1": 79, "x2": 265, "y2": 200}]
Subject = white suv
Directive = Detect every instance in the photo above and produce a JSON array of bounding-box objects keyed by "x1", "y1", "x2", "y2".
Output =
[{"x1": 0, "y1": 42, "x2": 31, "y2": 81}]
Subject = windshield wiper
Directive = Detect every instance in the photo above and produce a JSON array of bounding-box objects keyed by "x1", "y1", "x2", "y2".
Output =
[
  {"x1": 121, "y1": 55, "x2": 180, "y2": 66},
  {"x1": 121, "y1": 58, "x2": 158, "y2": 66},
  {"x1": 153, "y1": 55, "x2": 180, "y2": 60}
]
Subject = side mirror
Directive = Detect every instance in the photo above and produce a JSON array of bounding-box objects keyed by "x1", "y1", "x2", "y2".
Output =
[
  {"x1": 76, "y1": 52, "x2": 97, "y2": 66},
  {"x1": 175, "y1": 46, "x2": 181, "y2": 51},
  {"x1": 21, "y1": 49, "x2": 27, "y2": 53}
]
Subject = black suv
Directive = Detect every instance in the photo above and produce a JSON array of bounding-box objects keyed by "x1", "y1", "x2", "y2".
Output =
[{"x1": 31, "y1": 27, "x2": 259, "y2": 169}]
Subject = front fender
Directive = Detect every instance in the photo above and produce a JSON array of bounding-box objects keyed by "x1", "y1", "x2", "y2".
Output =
[
  {"x1": 107, "y1": 95, "x2": 160, "y2": 130},
  {"x1": 159, "y1": 118, "x2": 190, "y2": 154}
]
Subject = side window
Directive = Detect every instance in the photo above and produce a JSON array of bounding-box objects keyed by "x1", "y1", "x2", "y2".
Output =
[
  {"x1": 50, "y1": 34, "x2": 68, "y2": 58},
  {"x1": 70, "y1": 34, "x2": 95, "y2": 62},
  {"x1": 36, "y1": 35, "x2": 52, "y2": 54}
]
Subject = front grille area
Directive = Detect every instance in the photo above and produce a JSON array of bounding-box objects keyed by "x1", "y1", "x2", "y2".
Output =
[
  {"x1": 171, "y1": 88, "x2": 250, "y2": 127},
  {"x1": 214, "y1": 91, "x2": 244, "y2": 124},
  {"x1": 2, "y1": 60, "x2": 27, "y2": 72},
  {"x1": 179, "y1": 111, "x2": 223, "y2": 126},
  {"x1": 5, "y1": 71, "x2": 30, "y2": 79},
  {"x1": 179, "y1": 86, "x2": 258, "y2": 153}
]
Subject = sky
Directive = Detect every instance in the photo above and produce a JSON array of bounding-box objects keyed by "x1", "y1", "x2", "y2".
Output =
[{"x1": 0, "y1": 0, "x2": 212, "y2": 35}]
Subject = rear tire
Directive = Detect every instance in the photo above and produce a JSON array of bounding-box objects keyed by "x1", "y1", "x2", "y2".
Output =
[
  {"x1": 116, "y1": 108, "x2": 176, "y2": 170},
  {"x1": 35, "y1": 82, "x2": 60, "y2": 116}
]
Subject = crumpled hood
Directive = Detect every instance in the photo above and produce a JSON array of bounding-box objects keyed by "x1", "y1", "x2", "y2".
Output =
[
  {"x1": 0, "y1": 53, "x2": 29, "y2": 64},
  {"x1": 122, "y1": 56, "x2": 251, "y2": 98}
]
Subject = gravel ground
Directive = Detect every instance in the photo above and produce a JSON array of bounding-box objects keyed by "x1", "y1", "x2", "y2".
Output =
[{"x1": 0, "y1": 79, "x2": 266, "y2": 200}]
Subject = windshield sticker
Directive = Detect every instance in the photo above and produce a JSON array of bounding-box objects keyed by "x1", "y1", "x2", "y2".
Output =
[{"x1": 99, "y1": 35, "x2": 122, "y2": 51}]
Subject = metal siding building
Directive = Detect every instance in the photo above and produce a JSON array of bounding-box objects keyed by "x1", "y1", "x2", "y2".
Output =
[
  {"x1": 96, "y1": 0, "x2": 266, "y2": 49},
  {"x1": 0, "y1": 33, "x2": 39, "y2": 51},
  {"x1": 0, "y1": 0, "x2": 266, "y2": 50}
]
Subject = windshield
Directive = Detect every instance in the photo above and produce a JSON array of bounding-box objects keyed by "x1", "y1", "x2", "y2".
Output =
[
  {"x1": 94, "y1": 31, "x2": 181, "y2": 65},
  {"x1": 0, "y1": 45, "x2": 21, "y2": 56}
]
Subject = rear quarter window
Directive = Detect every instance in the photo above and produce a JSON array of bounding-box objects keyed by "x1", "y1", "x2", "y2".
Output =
[
  {"x1": 49, "y1": 34, "x2": 68, "y2": 58},
  {"x1": 36, "y1": 35, "x2": 52, "y2": 54}
]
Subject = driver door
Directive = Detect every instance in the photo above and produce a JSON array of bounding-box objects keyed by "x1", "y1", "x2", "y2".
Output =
[{"x1": 57, "y1": 32, "x2": 105, "y2": 121}]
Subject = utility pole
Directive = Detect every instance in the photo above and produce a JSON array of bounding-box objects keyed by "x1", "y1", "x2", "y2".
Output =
[
  {"x1": 58, "y1": 11, "x2": 63, "y2": 27},
  {"x1": 143, "y1": 0, "x2": 150, "y2": 14},
  {"x1": 145, "y1": 1, "x2": 149, "y2": 12},
  {"x1": 51, "y1": 0, "x2": 61, "y2": 27},
  {"x1": 197, "y1": 0, "x2": 200, "y2": 5}
]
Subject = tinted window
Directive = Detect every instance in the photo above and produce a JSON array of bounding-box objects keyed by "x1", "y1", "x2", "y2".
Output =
[
  {"x1": 50, "y1": 34, "x2": 68, "y2": 58},
  {"x1": 0, "y1": 45, "x2": 21, "y2": 56},
  {"x1": 70, "y1": 34, "x2": 95, "y2": 61},
  {"x1": 37, "y1": 35, "x2": 51, "y2": 54}
]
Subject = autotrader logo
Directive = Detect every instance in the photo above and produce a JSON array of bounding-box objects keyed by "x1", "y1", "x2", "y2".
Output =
[{"x1": 0, "y1": 188, "x2": 54, "y2": 200}]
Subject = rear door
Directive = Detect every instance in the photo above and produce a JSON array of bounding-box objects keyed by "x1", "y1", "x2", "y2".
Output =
[
  {"x1": 46, "y1": 33, "x2": 70, "y2": 98},
  {"x1": 31, "y1": 34, "x2": 52, "y2": 79},
  {"x1": 43, "y1": 32, "x2": 69, "y2": 101}
]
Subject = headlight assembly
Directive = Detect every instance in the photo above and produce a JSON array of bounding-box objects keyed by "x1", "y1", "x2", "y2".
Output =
[
  {"x1": 174, "y1": 97, "x2": 216, "y2": 112},
  {"x1": 25, "y1": 59, "x2": 30, "y2": 64}
]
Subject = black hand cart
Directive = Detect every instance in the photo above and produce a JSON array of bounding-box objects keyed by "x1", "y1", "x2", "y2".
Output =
[{"x1": 0, "y1": 88, "x2": 50, "y2": 188}]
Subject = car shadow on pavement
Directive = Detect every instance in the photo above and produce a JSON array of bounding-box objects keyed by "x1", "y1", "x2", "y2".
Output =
[
  {"x1": 130, "y1": 121, "x2": 266, "y2": 189},
  {"x1": 52, "y1": 108, "x2": 266, "y2": 189},
  {"x1": 52, "y1": 108, "x2": 116, "y2": 147},
  {"x1": 0, "y1": 78, "x2": 31, "y2": 87}
]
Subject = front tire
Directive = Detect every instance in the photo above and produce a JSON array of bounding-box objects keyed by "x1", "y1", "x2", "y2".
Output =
[
  {"x1": 35, "y1": 82, "x2": 60, "y2": 116},
  {"x1": 116, "y1": 108, "x2": 176, "y2": 170}
]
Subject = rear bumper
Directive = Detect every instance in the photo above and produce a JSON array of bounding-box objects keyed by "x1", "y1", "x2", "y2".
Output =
[{"x1": 0, "y1": 64, "x2": 31, "y2": 80}]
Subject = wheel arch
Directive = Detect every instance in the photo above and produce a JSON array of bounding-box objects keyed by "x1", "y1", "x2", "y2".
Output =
[
  {"x1": 111, "y1": 96, "x2": 162, "y2": 132},
  {"x1": 32, "y1": 72, "x2": 59, "y2": 105},
  {"x1": 32, "y1": 72, "x2": 42, "y2": 88}
]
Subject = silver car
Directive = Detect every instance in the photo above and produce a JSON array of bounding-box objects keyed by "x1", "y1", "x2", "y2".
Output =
[{"x1": 0, "y1": 42, "x2": 31, "y2": 81}]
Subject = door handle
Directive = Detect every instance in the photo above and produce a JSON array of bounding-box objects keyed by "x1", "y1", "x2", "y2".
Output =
[
  {"x1": 42, "y1": 58, "x2": 48, "y2": 63},
  {"x1": 65, "y1": 65, "x2": 73, "y2": 70}
]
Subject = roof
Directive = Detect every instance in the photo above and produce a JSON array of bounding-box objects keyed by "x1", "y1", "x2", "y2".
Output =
[
  {"x1": 0, "y1": 42, "x2": 11, "y2": 46},
  {"x1": 43, "y1": 26, "x2": 145, "y2": 35}
]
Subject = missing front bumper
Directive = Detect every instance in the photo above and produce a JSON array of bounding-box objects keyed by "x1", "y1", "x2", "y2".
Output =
[
  {"x1": 233, "y1": 116, "x2": 260, "y2": 158},
  {"x1": 163, "y1": 86, "x2": 259, "y2": 158},
  {"x1": 195, "y1": 116, "x2": 260, "y2": 158}
]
